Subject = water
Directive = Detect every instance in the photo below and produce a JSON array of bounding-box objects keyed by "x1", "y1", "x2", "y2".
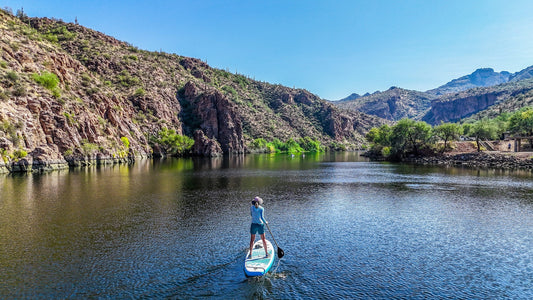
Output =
[{"x1": 1, "y1": 153, "x2": 532, "y2": 299}]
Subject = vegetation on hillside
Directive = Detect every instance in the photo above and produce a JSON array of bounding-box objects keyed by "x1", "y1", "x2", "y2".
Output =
[
  {"x1": 250, "y1": 137, "x2": 325, "y2": 154},
  {"x1": 366, "y1": 106, "x2": 533, "y2": 159}
]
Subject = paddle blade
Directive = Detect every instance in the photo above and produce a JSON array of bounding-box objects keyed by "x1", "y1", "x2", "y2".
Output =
[{"x1": 277, "y1": 247, "x2": 284, "y2": 258}]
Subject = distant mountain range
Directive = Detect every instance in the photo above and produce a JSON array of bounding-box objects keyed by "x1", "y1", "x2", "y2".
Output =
[{"x1": 332, "y1": 66, "x2": 533, "y2": 125}]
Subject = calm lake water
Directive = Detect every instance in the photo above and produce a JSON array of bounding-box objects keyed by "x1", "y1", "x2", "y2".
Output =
[{"x1": 1, "y1": 152, "x2": 532, "y2": 299}]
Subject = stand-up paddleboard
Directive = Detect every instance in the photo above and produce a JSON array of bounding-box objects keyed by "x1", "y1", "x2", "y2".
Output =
[{"x1": 244, "y1": 240, "x2": 275, "y2": 277}]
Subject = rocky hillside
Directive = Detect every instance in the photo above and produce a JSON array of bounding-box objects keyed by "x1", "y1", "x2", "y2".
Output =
[
  {"x1": 0, "y1": 10, "x2": 385, "y2": 172},
  {"x1": 422, "y1": 78, "x2": 533, "y2": 124},
  {"x1": 333, "y1": 65, "x2": 533, "y2": 125},
  {"x1": 458, "y1": 82, "x2": 533, "y2": 121},
  {"x1": 509, "y1": 65, "x2": 533, "y2": 82},
  {"x1": 333, "y1": 87, "x2": 434, "y2": 121}
]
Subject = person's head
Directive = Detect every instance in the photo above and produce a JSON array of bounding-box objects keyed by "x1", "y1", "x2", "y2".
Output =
[{"x1": 252, "y1": 196, "x2": 263, "y2": 207}]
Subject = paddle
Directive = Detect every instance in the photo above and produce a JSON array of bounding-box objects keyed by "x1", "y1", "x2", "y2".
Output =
[{"x1": 265, "y1": 222, "x2": 284, "y2": 258}]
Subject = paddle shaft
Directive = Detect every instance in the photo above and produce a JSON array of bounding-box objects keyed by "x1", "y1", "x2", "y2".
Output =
[
  {"x1": 265, "y1": 222, "x2": 284, "y2": 258},
  {"x1": 265, "y1": 223, "x2": 279, "y2": 248}
]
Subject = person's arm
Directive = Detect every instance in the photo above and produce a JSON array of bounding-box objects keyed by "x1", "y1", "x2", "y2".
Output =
[{"x1": 260, "y1": 208, "x2": 267, "y2": 224}]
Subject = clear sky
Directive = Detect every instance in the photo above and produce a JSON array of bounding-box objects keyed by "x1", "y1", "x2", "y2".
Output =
[{"x1": 3, "y1": 0, "x2": 533, "y2": 100}]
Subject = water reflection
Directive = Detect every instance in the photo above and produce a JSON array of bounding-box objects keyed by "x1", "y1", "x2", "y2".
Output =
[{"x1": 0, "y1": 153, "x2": 532, "y2": 299}]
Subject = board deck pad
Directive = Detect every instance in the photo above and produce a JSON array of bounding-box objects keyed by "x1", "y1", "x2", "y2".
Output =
[{"x1": 244, "y1": 240, "x2": 275, "y2": 277}]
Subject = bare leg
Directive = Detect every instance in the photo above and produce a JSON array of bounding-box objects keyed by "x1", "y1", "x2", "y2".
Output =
[
  {"x1": 260, "y1": 233, "x2": 268, "y2": 256},
  {"x1": 249, "y1": 234, "x2": 255, "y2": 258}
]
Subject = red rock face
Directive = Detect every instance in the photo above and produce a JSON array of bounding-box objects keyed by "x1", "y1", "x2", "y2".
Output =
[
  {"x1": 423, "y1": 92, "x2": 500, "y2": 124},
  {"x1": 182, "y1": 82, "x2": 244, "y2": 156}
]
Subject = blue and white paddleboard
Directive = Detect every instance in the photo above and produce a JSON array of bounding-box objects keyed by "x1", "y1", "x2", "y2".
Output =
[{"x1": 244, "y1": 240, "x2": 275, "y2": 277}]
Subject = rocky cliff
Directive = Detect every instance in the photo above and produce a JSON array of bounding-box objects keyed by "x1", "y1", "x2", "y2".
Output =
[
  {"x1": 0, "y1": 10, "x2": 384, "y2": 172},
  {"x1": 333, "y1": 87, "x2": 434, "y2": 121},
  {"x1": 334, "y1": 66, "x2": 533, "y2": 125},
  {"x1": 422, "y1": 79, "x2": 533, "y2": 124}
]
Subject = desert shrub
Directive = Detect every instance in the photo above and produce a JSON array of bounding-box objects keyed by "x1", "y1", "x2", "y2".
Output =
[
  {"x1": 222, "y1": 85, "x2": 237, "y2": 98},
  {"x1": 63, "y1": 149, "x2": 73, "y2": 156},
  {"x1": 251, "y1": 138, "x2": 267, "y2": 149},
  {"x1": 133, "y1": 88, "x2": 146, "y2": 97},
  {"x1": 121, "y1": 136, "x2": 130, "y2": 149},
  {"x1": 233, "y1": 75, "x2": 249, "y2": 88},
  {"x1": 0, "y1": 89, "x2": 8, "y2": 101},
  {"x1": 13, "y1": 149, "x2": 27, "y2": 159},
  {"x1": 298, "y1": 137, "x2": 324, "y2": 152},
  {"x1": 152, "y1": 128, "x2": 194, "y2": 156},
  {"x1": 11, "y1": 84, "x2": 25, "y2": 97},
  {"x1": 81, "y1": 140, "x2": 99, "y2": 156},
  {"x1": 117, "y1": 70, "x2": 140, "y2": 87},
  {"x1": 63, "y1": 112, "x2": 76, "y2": 125},
  {"x1": 6, "y1": 71, "x2": 18, "y2": 82},
  {"x1": 44, "y1": 26, "x2": 76, "y2": 43},
  {"x1": 32, "y1": 71, "x2": 59, "y2": 90}
]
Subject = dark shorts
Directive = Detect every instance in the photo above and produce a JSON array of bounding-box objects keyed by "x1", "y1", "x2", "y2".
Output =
[{"x1": 250, "y1": 223, "x2": 265, "y2": 235}]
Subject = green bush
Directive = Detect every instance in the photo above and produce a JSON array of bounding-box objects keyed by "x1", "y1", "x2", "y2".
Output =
[
  {"x1": 251, "y1": 138, "x2": 267, "y2": 149},
  {"x1": 6, "y1": 71, "x2": 18, "y2": 82},
  {"x1": 222, "y1": 85, "x2": 237, "y2": 98},
  {"x1": 233, "y1": 75, "x2": 249, "y2": 88},
  {"x1": 133, "y1": 88, "x2": 146, "y2": 97},
  {"x1": 44, "y1": 33, "x2": 58, "y2": 43},
  {"x1": 81, "y1": 140, "x2": 99, "y2": 156},
  {"x1": 13, "y1": 149, "x2": 27, "y2": 159},
  {"x1": 32, "y1": 71, "x2": 59, "y2": 90},
  {"x1": 44, "y1": 26, "x2": 76, "y2": 43},
  {"x1": 117, "y1": 70, "x2": 140, "y2": 87},
  {"x1": 153, "y1": 128, "x2": 194, "y2": 156},
  {"x1": 298, "y1": 137, "x2": 324, "y2": 152},
  {"x1": 121, "y1": 136, "x2": 130, "y2": 149},
  {"x1": 63, "y1": 149, "x2": 73, "y2": 156}
]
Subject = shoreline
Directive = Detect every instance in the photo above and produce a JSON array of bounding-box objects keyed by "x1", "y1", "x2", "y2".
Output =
[
  {"x1": 401, "y1": 151, "x2": 533, "y2": 171},
  {"x1": 3, "y1": 150, "x2": 533, "y2": 174}
]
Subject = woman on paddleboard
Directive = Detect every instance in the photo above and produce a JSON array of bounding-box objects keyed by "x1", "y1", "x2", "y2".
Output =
[{"x1": 249, "y1": 196, "x2": 269, "y2": 258}]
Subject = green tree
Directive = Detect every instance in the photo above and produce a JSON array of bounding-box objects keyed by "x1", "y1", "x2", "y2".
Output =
[
  {"x1": 509, "y1": 107, "x2": 533, "y2": 136},
  {"x1": 410, "y1": 121, "x2": 433, "y2": 154},
  {"x1": 154, "y1": 128, "x2": 194, "y2": 156},
  {"x1": 298, "y1": 137, "x2": 324, "y2": 152},
  {"x1": 433, "y1": 122, "x2": 463, "y2": 151},
  {"x1": 469, "y1": 118, "x2": 499, "y2": 151},
  {"x1": 366, "y1": 124, "x2": 391, "y2": 147},
  {"x1": 509, "y1": 107, "x2": 533, "y2": 148}
]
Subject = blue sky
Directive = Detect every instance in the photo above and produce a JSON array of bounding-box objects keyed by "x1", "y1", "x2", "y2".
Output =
[{"x1": 3, "y1": 0, "x2": 533, "y2": 100}]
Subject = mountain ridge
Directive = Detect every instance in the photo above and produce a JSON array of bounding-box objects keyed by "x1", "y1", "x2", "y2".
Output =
[{"x1": 332, "y1": 65, "x2": 533, "y2": 124}]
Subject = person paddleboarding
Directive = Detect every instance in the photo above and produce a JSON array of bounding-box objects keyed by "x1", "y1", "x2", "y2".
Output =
[{"x1": 249, "y1": 196, "x2": 269, "y2": 258}]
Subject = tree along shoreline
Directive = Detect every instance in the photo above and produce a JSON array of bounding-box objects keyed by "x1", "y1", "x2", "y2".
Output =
[{"x1": 364, "y1": 106, "x2": 533, "y2": 171}]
